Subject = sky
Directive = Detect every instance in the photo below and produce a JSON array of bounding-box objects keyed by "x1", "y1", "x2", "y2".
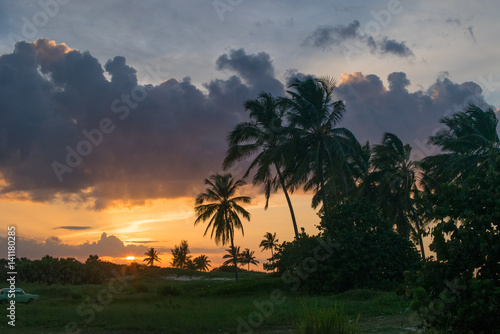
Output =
[{"x1": 0, "y1": 0, "x2": 499, "y2": 269}]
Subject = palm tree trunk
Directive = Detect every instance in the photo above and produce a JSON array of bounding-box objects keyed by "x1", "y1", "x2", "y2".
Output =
[
  {"x1": 318, "y1": 159, "x2": 329, "y2": 217},
  {"x1": 276, "y1": 167, "x2": 299, "y2": 239},
  {"x1": 230, "y1": 230, "x2": 239, "y2": 281},
  {"x1": 414, "y1": 219, "x2": 426, "y2": 260}
]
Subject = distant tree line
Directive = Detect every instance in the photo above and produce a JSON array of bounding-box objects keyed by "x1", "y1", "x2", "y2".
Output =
[{"x1": 0, "y1": 255, "x2": 129, "y2": 285}]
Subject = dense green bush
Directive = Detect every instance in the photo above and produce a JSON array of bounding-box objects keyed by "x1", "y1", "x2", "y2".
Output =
[
  {"x1": 271, "y1": 199, "x2": 421, "y2": 293},
  {"x1": 406, "y1": 165, "x2": 500, "y2": 332}
]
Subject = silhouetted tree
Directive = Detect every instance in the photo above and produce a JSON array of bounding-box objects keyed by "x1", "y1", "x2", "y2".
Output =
[
  {"x1": 239, "y1": 248, "x2": 259, "y2": 271},
  {"x1": 281, "y1": 76, "x2": 362, "y2": 216},
  {"x1": 194, "y1": 173, "x2": 251, "y2": 280},
  {"x1": 193, "y1": 255, "x2": 211, "y2": 271},
  {"x1": 224, "y1": 92, "x2": 300, "y2": 238},
  {"x1": 143, "y1": 248, "x2": 161, "y2": 267},
  {"x1": 170, "y1": 240, "x2": 191, "y2": 268},
  {"x1": 259, "y1": 232, "x2": 279, "y2": 268}
]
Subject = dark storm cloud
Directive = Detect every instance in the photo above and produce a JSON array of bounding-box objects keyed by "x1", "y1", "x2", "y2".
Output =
[
  {"x1": 335, "y1": 71, "x2": 494, "y2": 160},
  {"x1": 0, "y1": 39, "x2": 283, "y2": 209},
  {"x1": 54, "y1": 226, "x2": 91, "y2": 230},
  {"x1": 378, "y1": 38, "x2": 413, "y2": 57},
  {"x1": 0, "y1": 232, "x2": 149, "y2": 260},
  {"x1": 215, "y1": 48, "x2": 284, "y2": 95},
  {"x1": 303, "y1": 20, "x2": 414, "y2": 58}
]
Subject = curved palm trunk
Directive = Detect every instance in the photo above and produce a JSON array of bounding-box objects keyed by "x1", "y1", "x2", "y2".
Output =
[{"x1": 276, "y1": 167, "x2": 299, "y2": 239}]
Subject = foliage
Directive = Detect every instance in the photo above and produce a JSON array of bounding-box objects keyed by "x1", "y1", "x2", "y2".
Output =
[
  {"x1": 271, "y1": 199, "x2": 421, "y2": 293},
  {"x1": 295, "y1": 303, "x2": 359, "y2": 334},
  {"x1": 194, "y1": 173, "x2": 251, "y2": 280},
  {"x1": 143, "y1": 247, "x2": 161, "y2": 267},
  {"x1": 259, "y1": 232, "x2": 279, "y2": 269},
  {"x1": 193, "y1": 255, "x2": 211, "y2": 271},
  {"x1": 238, "y1": 248, "x2": 259, "y2": 271},
  {"x1": 407, "y1": 160, "x2": 500, "y2": 332},
  {"x1": 224, "y1": 92, "x2": 300, "y2": 238},
  {"x1": 281, "y1": 76, "x2": 363, "y2": 215},
  {"x1": 222, "y1": 246, "x2": 241, "y2": 267},
  {"x1": 0, "y1": 255, "x2": 118, "y2": 285},
  {"x1": 170, "y1": 240, "x2": 192, "y2": 269},
  {"x1": 420, "y1": 104, "x2": 500, "y2": 188}
]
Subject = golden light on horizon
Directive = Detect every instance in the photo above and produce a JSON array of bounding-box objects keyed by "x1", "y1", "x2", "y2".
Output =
[{"x1": 126, "y1": 256, "x2": 135, "y2": 261}]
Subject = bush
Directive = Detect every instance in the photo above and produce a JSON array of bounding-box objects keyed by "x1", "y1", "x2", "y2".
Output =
[
  {"x1": 406, "y1": 165, "x2": 500, "y2": 332},
  {"x1": 271, "y1": 199, "x2": 421, "y2": 293}
]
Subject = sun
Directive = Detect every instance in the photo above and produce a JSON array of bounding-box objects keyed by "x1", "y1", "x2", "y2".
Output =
[{"x1": 126, "y1": 256, "x2": 135, "y2": 261}]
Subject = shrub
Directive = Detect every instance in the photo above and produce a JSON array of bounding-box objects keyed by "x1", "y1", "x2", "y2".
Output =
[
  {"x1": 272, "y1": 199, "x2": 421, "y2": 293},
  {"x1": 406, "y1": 165, "x2": 500, "y2": 332}
]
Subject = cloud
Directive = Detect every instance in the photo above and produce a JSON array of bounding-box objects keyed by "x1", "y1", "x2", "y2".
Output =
[
  {"x1": 303, "y1": 20, "x2": 414, "y2": 58},
  {"x1": 335, "y1": 71, "x2": 494, "y2": 160},
  {"x1": 378, "y1": 38, "x2": 413, "y2": 57},
  {"x1": 0, "y1": 39, "x2": 283, "y2": 209},
  {"x1": 54, "y1": 226, "x2": 91, "y2": 230},
  {"x1": 1, "y1": 232, "x2": 149, "y2": 260},
  {"x1": 303, "y1": 20, "x2": 362, "y2": 48}
]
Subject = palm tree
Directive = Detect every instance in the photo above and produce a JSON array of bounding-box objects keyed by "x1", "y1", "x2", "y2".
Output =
[
  {"x1": 281, "y1": 76, "x2": 363, "y2": 216},
  {"x1": 194, "y1": 173, "x2": 251, "y2": 280},
  {"x1": 239, "y1": 248, "x2": 260, "y2": 271},
  {"x1": 224, "y1": 92, "x2": 300, "y2": 239},
  {"x1": 259, "y1": 232, "x2": 279, "y2": 266},
  {"x1": 368, "y1": 132, "x2": 426, "y2": 259},
  {"x1": 170, "y1": 240, "x2": 191, "y2": 268},
  {"x1": 222, "y1": 246, "x2": 241, "y2": 266},
  {"x1": 420, "y1": 105, "x2": 500, "y2": 188},
  {"x1": 143, "y1": 248, "x2": 161, "y2": 267},
  {"x1": 193, "y1": 255, "x2": 211, "y2": 272}
]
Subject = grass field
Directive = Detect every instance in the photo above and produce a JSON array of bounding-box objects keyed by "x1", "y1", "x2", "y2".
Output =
[{"x1": 0, "y1": 268, "x2": 420, "y2": 333}]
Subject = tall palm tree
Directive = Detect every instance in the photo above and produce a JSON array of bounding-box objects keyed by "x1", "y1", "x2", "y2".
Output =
[
  {"x1": 420, "y1": 105, "x2": 500, "y2": 188},
  {"x1": 259, "y1": 232, "x2": 279, "y2": 266},
  {"x1": 193, "y1": 255, "x2": 211, "y2": 272},
  {"x1": 369, "y1": 132, "x2": 425, "y2": 259},
  {"x1": 239, "y1": 248, "x2": 260, "y2": 271},
  {"x1": 282, "y1": 76, "x2": 363, "y2": 216},
  {"x1": 143, "y1": 248, "x2": 161, "y2": 267},
  {"x1": 224, "y1": 92, "x2": 300, "y2": 239},
  {"x1": 194, "y1": 173, "x2": 251, "y2": 280},
  {"x1": 222, "y1": 246, "x2": 241, "y2": 266}
]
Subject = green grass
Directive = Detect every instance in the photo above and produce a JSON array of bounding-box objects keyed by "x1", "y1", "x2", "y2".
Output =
[
  {"x1": 0, "y1": 269, "x2": 418, "y2": 333},
  {"x1": 295, "y1": 303, "x2": 359, "y2": 334}
]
